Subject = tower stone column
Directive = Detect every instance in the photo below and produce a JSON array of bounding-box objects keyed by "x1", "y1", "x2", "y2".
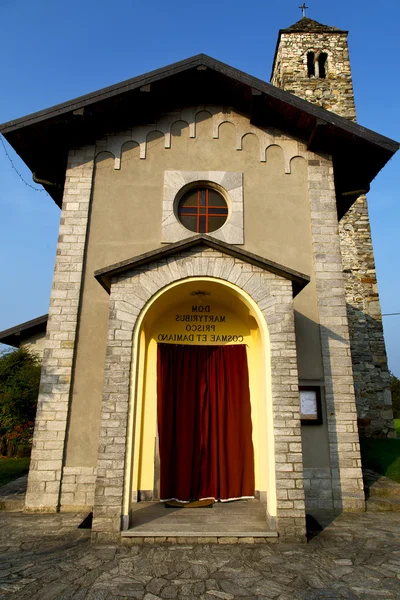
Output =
[{"x1": 271, "y1": 17, "x2": 394, "y2": 438}]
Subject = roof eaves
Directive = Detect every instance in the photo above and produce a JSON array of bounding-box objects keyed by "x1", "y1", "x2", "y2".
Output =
[
  {"x1": 0, "y1": 54, "x2": 211, "y2": 134},
  {"x1": 0, "y1": 314, "x2": 48, "y2": 346},
  {"x1": 1, "y1": 53, "x2": 398, "y2": 156}
]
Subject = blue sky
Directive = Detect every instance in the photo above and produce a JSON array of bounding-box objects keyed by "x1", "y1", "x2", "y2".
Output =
[{"x1": 0, "y1": 0, "x2": 399, "y2": 375}]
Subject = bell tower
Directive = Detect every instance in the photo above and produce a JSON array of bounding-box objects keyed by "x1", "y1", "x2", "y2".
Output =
[
  {"x1": 271, "y1": 16, "x2": 356, "y2": 120},
  {"x1": 271, "y1": 16, "x2": 395, "y2": 438}
]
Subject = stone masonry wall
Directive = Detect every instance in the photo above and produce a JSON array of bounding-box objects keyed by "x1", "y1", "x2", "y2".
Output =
[
  {"x1": 91, "y1": 247, "x2": 307, "y2": 543},
  {"x1": 339, "y1": 197, "x2": 395, "y2": 437},
  {"x1": 303, "y1": 468, "x2": 333, "y2": 510},
  {"x1": 272, "y1": 24, "x2": 394, "y2": 438},
  {"x1": 25, "y1": 146, "x2": 96, "y2": 511},
  {"x1": 59, "y1": 467, "x2": 97, "y2": 511},
  {"x1": 308, "y1": 157, "x2": 364, "y2": 510}
]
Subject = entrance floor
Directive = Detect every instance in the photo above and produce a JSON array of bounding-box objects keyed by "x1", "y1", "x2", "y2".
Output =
[
  {"x1": 1, "y1": 510, "x2": 400, "y2": 597},
  {"x1": 123, "y1": 499, "x2": 278, "y2": 538}
]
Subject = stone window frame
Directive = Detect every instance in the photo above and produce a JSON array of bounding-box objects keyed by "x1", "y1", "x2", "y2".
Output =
[{"x1": 162, "y1": 170, "x2": 244, "y2": 245}]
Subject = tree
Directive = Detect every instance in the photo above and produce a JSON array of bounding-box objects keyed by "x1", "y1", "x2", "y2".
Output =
[
  {"x1": 0, "y1": 348, "x2": 41, "y2": 457},
  {"x1": 391, "y1": 372, "x2": 400, "y2": 419}
]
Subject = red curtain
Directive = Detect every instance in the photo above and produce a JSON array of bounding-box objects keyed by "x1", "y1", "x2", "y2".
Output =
[{"x1": 157, "y1": 344, "x2": 255, "y2": 502}]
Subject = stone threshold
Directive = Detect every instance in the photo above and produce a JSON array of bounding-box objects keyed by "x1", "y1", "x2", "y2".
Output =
[
  {"x1": 122, "y1": 499, "x2": 278, "y2": 542},
  {"x1": 120, "y1": 533, "x2": 279, "y2": 545},
  {"x1": 121, "y1": 530, "x2": 278, "y2": 538}
]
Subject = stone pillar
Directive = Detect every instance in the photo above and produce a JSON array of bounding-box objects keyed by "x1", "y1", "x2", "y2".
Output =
[
  {"x1": 308, "y1": 157, "x2": 365, "y2": 511},
  {"x1": 339, "y1": 196, "x2": 395, "y2": 438},
  {"x1": 25, "y1": 146, "x2": 95, "y2": 511},
  {"x1": 265, "y1": 279, "x2": 306, "y2": 542}
]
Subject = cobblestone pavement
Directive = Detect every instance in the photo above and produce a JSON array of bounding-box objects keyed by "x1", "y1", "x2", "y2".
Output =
[{"x1": 0, "y1": 511, "x2": 399, "y2": 599}]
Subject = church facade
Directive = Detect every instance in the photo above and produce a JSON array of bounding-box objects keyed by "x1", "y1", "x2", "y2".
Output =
[{"x1": 0, "y1": 17, "x2": 398, "y2": 542}]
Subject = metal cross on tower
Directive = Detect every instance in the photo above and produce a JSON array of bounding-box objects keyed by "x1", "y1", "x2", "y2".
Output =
[{"x1": 299, "y1": 3, "x2": 308, "y2": 17}]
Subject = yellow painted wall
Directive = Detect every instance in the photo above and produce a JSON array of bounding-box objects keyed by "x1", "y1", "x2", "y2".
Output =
[{"x1": 130, "y1": 278, "x2": 269, "y2": 498}]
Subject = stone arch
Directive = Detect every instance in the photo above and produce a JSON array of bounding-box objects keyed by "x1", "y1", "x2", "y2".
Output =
[
  {"x1": 120, "y1": 141, "x2": 140, "y2": 168},
  {"x1": 170, "y1": 119, "x2": 190, "y2": 139},
  {"x1": 214, "y1": 119, "x2": 235, "y2": 139},
  {"x1": 290, "y1": 155, "x2": 308, "y2": 175},
  {"x1": 123, "y1": 274, "x2": 274, "y2": 518},
  {"x1": 146, "y1": 130, "x2": 164, "y2": 146},
  {"x1": 93, "y1": 151, "x2": 115, "y2": 172},
  {"x1": 265, "y1": 144, "x2": 288, "y2": 173},
  {"x1": 127, "y1": 277, "x2": 272, "y2": 510},
  {"x1": 94, "y1": 150, "x2": 114, "y2": 163},
  {"x1": 195, "y1": 110, "x2": 213, "y2": 138},
  {"x1": 307, "y1": 50, "x2": 316, "y2": 77},
  {"x1": 241, "y1": 132, "x2": 260, "y2": 158},
  {"x1": 91, "y1": 247, "x2": 306, "y2": 541}
]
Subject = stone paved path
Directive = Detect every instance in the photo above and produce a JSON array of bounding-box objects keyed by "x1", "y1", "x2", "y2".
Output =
[{"x1": 0, "y1": 511, "x2": 399, "y2": 599}]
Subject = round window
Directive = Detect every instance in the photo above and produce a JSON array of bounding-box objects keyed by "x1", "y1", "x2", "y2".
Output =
[{"x1": 177, "y1": 187, "x2": 228, "y2": 234}]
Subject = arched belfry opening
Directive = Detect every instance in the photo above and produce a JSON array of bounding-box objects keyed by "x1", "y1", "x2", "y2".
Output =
[
  {"x1": 123, "y1": 277, "x2": 276, "y2": 530},
  {"x1": 318, "y1": 52, "x2": 327, "y2": 78},
  {"x1": 307, "y1": 51, "x2": 328, "y2": 79},
  {"x1": 307, "y1": 51, "x2": 315, "y2": 77}
]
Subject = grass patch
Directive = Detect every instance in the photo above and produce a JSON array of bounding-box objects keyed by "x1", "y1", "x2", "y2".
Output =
[
  {"x1": 394, "y1": 419, "x2": 400, "y2": 438},
  {"x1": 360, "y1": 438, "x2": 400, "y2": 483},
  {"x1": 0, "y1": 458, "x2": 30, "y2": 487}
]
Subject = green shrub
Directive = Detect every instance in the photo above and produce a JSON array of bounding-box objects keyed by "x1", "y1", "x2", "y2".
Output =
[
  {"x1": 391, "y1": 373, "x2": 400, "y2": 419},
  {"x1": 0, "y1": 348, "x2": 41, "y2": 457},
  {"x1": 361, "y1": 438, "x2": 400, "y2": 483}
]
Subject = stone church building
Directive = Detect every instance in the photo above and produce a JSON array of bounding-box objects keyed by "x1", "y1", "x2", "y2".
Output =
[{"x1": 0, "y1": 16, "x2": 398, "y2": 542}]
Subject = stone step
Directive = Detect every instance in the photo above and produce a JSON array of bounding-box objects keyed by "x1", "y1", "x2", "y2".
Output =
[
  {"x1": 120, "y1": 534, "x2": 279, "y2": 545},
  {"x1": 0, "y1": 497, "x2": 25, "y2": 512},
  {"x1": 363, "y1": 469, "x2": 400, "y2": 500},
  {"x1": 366, "y1": 497, "x2": 400, "y2": 512},
  {"x1": 0, "y1": 475, "x2": 27, "y2": 512},
  {"x1": 368, "y1": 483, "x2": 400, "y2": 499}
]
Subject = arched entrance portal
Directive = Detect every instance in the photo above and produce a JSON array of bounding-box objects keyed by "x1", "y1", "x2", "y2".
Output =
[{"x1": 124, "y1": 277, "x2": 276, "y2": 528}]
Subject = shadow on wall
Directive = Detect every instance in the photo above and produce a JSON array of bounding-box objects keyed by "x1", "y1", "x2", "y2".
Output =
[
  {"x1": 295, "y1": 303, "x2": 392, "y2": 509},
  {"x1": 294, "y1": 310, "x2": 345, "y2": 510},
  {"x1": 346, "y1": 304, "x2": 394, "y2": 439},
  {"x1": 295, "y1": 308, "x2": 366, "y2": 511}
]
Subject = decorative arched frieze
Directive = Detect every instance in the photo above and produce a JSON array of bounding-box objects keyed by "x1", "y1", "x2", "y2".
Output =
[
  {"x1": 289, "y1": 154, "x2": 308, "y2": 171},
  {"x1": 213, "y1": 119, "x2": 235, "y2": 139},
  {"x1": 94, "y1": 106, "x2": 315, "y2": 172}
]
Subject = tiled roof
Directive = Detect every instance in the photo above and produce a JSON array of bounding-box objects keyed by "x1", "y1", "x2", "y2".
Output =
[{"x1": 281, "y1": 17, "x2": 346, "y2": 33}]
